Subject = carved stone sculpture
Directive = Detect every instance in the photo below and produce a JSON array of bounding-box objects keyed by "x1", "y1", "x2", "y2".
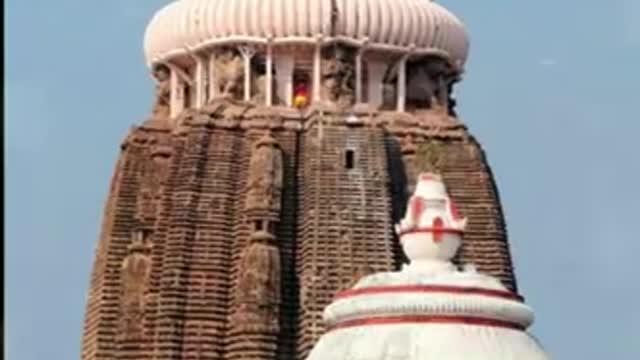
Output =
[
  {"x1": 119, "y1": 230, "x2": 152, "y2": 340},
  {"x1": 406, "y1": 64, "x2": 437, "y2": 109},
  {"x1": 151, "y1": 64, "x2": 171, "y2": 118},
  {"x1": 245, "y1": 132, "x2": 283, "y2": 212},
  {"x1": 231, "y1": 231, "x2": 281, "y2": 332},
  {"x1": 321, "y1": 46, "x2": 356, "y2": 106},
  {"x1": 404, "y1": 57, "x2": 460, "y2": 112},
  {"x1": 214, "y1": 48, "x2": 245, "y2": 98}
]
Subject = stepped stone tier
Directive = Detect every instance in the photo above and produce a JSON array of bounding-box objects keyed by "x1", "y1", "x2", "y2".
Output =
[
  {"x1": 307, "y1": 173, "x2": 548, "y2": 360},
  {"x1": 80, "y1": 1, "x2": 527, "y2": 360}
]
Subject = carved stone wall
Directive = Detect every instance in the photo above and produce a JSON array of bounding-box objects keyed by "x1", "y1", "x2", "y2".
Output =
[
  {"x1": 118, "y1": 232, "x2": 152, "y2": 342},
  {"x1": 297, "y1": 121, "x2": 396, "y2": 357},
  {"x1": 245, "y1": 132, "x2": 284, "y2": 214},
  {"x1": 82, "y1": 105, "x2": 516, "y2": 360}
]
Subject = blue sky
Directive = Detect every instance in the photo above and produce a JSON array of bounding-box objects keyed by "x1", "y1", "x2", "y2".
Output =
[{"x1": 5, "y1": 0, "x2": 640, "y2": 359}]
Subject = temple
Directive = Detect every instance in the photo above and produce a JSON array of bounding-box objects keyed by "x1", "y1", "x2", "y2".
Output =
[{"x1": 81, "y1": 1, "x2": 531, "y2": 359}]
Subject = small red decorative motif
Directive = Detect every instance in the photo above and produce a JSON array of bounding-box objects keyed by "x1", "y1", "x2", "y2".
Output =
[
  {"x1": 397, "y1": 227, "x2": 463, "y2": 237},
  {"x1": 419, "y1": 173, "x2": 436, "y2": 181},
  {"x1": 410, "y1": 196, "x2": 425, "y2": 224},
  {"x1": 432, "y1": 217, "x2": 444, "y2": 243}
]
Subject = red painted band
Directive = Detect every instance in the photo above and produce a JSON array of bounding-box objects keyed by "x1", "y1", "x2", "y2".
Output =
[
  {"x1": 329, "y1": 315, "x2": 525, "y2": 331},
  {"x1": 398, "y1": 227, "x2": 464, "y2": 237},
  {"x1": 335, "y1": 285, "x2": 524, "y2": 302}
]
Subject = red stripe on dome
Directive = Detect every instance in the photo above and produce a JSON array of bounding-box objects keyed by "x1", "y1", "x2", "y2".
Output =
[
  {"x1": 329, "y1": 315, "x2": 525, "y2": 331},
  {"x1": 409, "y1": 196, "x2": 425, "y2": 224},
  {"x1": 419, "y1": 173, "x2": 439, "y2": 181},
  {"x1": 397, "y1": 227, "x2": 464, "y2": 237},
  {"x1": 432, "y1": 217, "x2": 444, "y2": 243},
  {"x1": 335, "y1": 285, "x2": 524, "y2": 302}
]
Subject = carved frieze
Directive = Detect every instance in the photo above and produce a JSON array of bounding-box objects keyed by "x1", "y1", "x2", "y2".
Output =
[
  {"x1": 150, "y1": 64, "x2": 171, "y2": 119},
  {"x1": 245, "y1": 132, "x2": 283, "y2": 213},
  {"x1": 231, "y1": 231, "x2": 281, "y2": 333},
  {"x1": 118, "y1": 230, "x2": 152, "y2": 340}
]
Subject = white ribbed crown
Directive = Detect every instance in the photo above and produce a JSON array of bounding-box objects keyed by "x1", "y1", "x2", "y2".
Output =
[{"x1": 143, "y1": 0, "x2": 470, "y2": 66}]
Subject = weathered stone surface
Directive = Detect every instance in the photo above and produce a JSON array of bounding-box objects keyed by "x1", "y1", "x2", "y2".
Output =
[{"x1": 81, "y1": 105, "x2": 516, "y2": 360}]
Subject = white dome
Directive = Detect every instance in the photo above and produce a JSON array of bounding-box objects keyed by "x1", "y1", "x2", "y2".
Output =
[
  {"x1": 305, "y1": 268, "x2": 549, "y2": 360},
  {"x1": 308, "y1": 324, "x2": 548, "y2": 360},
  {"x1": 143, "y1": 0, "x2": 470, "y2": 66}
]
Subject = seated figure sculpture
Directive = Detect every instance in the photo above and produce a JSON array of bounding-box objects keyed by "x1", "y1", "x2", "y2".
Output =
[{"x1": 214, "y1": 48, "x2": 245, "y2": 99}]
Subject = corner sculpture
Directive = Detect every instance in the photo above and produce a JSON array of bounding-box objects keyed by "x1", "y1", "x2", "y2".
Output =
[
  {"x1": 214, "y1": 47, "x2": 245, "y2": 98},
  {"x1": 150, "y1": 64, "x2": 171, "y2": 119},
  {"x1": 118, "y1": 230, "x2": 152, "y2": 341},
  {"x1": 321, "y1": 45, "x2": 356, "y2": 107}
]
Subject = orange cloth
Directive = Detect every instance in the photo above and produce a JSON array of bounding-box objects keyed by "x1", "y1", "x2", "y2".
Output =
[
  {"x1": 294, "y1": 94, "x2": 308, "y2": 108},
  {"x1": 294, "y1": 83, "x2": 310, "y2": 108}
]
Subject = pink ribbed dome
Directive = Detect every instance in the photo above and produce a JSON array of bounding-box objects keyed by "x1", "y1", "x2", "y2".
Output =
[{"x1": 143, "y1": 0, "x2": 469, "y2": 66}]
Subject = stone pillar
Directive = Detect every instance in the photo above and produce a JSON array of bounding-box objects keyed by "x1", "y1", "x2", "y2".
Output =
[
  {"x1": 265, "y1": 38, "x2": 274, "y2": 106},
  {"x1": 355, "y1": 39, "x2": 369, "y2": 104},
  {"x1": 366, "y1": 60, "x2": 388, "y2": 108},
  {"x1": 208, "y1": 53, "x2": 217, "y2": 101},
  {"x1": 312, "y1": 36, "x2": 323, "y2": 103},
  {"x1": 396, "y1": 47, "x2": 415, "y2": 112},
  {"x1": 396, "y1": 58, "x2": 407, "y2": 112},
  {"x1": 169, "y1": 69, "x2": 185, "y2": 119},
  {"x1": 195, "y1": 56, "x2": 207, "y2": 108},
  {"x1": 275, "y1": 55, "x2": 295, "y2": 107},
  {"x1": 239, "y1": 46, "x2": 256, "y2": 102}
]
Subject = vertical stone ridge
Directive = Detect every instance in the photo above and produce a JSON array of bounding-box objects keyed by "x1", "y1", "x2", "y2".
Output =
[
  {"x1": 224, "y1": 128, "x2": 252, "y2": 360},
  {"x1": 151, "y1": 126, "x2": 212, "y2": 359},
  {"x1": 297, "y1": 119, "x2": 395, "y2": 358},
  {"x1": 464, "y1": 135, "x2": 517, "y2": 292},
  {"x1": 275, "y1": 130, "x2": 300, "y2": 360},
  {"x1": 116, "y1": 129, "x2": 172, "y2": 360},
  {"x1": 174, "y1": 126, "x2": 241, "y2": 359},
  {"x1": 81, "y1": 133, "x2": 151, "y2": 359},
  {"x1": 81, "y1": 154, "x2": 125, "y2": 360},
  {"x1": 227, "y1": 129, "x2": 284, "y2": 360}
]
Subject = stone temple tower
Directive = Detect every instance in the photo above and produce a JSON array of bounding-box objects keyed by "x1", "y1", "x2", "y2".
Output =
[{"x1": 81, "y1": 1, "x2": 519, "y2": 359}]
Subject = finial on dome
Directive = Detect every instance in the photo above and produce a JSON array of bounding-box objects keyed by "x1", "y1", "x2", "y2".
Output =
[{"x1": 395, "y1": 172, "x2": 467, "y2": 271}]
